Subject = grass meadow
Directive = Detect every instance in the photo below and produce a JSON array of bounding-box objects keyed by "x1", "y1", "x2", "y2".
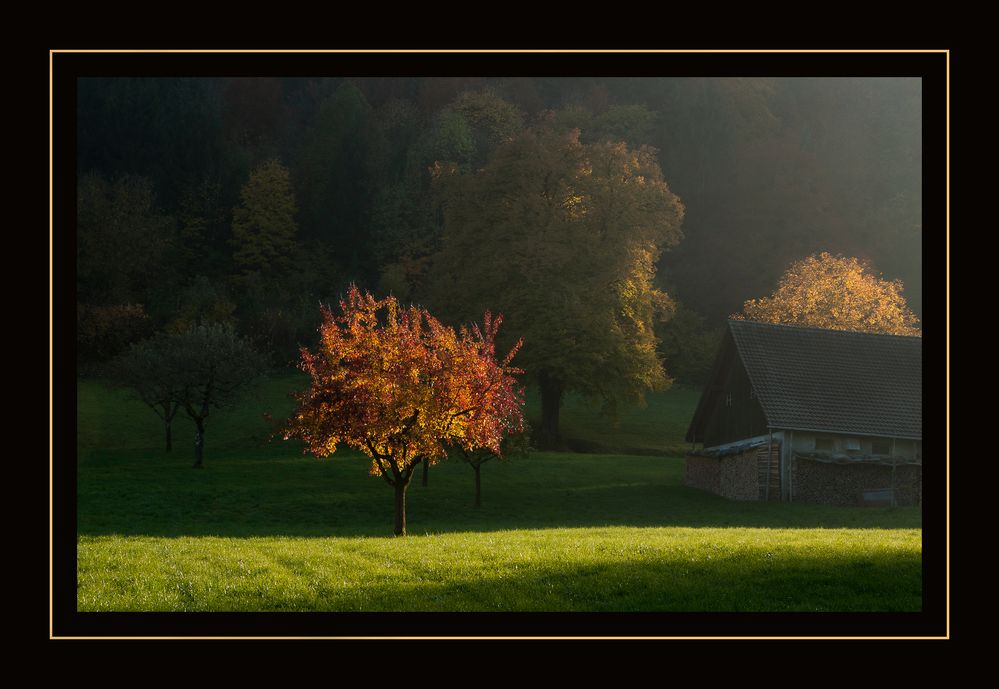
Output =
[{"x1": 76, "y1": 373, "x2": 922, "y2": 613}]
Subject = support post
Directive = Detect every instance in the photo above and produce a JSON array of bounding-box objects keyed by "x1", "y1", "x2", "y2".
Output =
[
  {"x1": 788, "y1": 430, "x2": 794, "y2": 502},
  {"x1": 890, "y1": 437, "x2": 897, "y2": 508},
  {"x1": 765, "y1": 429, "x2": 773, "y2": 502}
]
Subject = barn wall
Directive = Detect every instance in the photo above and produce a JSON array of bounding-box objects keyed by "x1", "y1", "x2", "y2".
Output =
[
  {"x1": 685, "y1": 455, "x2": 720, "y2": 495},
  {"x1": 685, "y1": 448, "x2": 759, "y2": 501},
  {"x1": 701, "y1": 352, "x2": 769, "y2": 448},
  {"x1": 688, "y1": 432, "x2": 922, "y2": 506},
  {"x1": 790, "y1": 432, "x2": 920, "y2": 459},
  {"x1": 791, "y1": 456, "x2": 922, "y2": 506},
  {"x1": 720, "y1": 448, "x2": 760, "y2": 500}
]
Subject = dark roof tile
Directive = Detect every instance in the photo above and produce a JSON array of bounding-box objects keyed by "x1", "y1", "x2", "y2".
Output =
[{"x1": 727, "y1": 320, "x2": 921, "y2": 439}]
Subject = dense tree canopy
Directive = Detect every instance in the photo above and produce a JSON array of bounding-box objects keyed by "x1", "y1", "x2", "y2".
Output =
[
  {"x1": 76, "y1": 75, "x2": 926, "y2": 451},
  {"x1": 231, "y1": 159, "x2": 299, "y2": 279},
  {"x1": 656, "y1": 302, "x2": 723, "y2": 385},
  {"x1": 284, "y1": 287, "x2": 524, "y2": 535},
  {"x1": 429, "y1": 125, "x2": 684, "y2": 447},
  {"x1": 734, "y1": 252, "x2": 921, "y2": 336},
  {"x1": 76, "y1": 77, "x2": 924, "y2": 330},
  {"x1": 77, "y1": 172, "x2": 174, "y2": 306}
]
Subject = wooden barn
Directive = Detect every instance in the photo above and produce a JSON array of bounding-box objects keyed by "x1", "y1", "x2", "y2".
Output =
[{"x1": 684, "y1": 320, "x2": 922, "y2": 506}]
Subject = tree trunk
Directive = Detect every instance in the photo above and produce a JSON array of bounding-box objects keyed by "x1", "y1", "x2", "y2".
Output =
[
  {"x1": 422, "y1": 457, "x2": 429, "y2": 487},
  {"x1": 160, "y1": 400, "x2": 174, "y2": 453},
  {"x1": 192, "y1": 421, "x2": 204, "y2": 469},
  {"x1": 538, "y1": 370, "x2": 564, "y2": 450},
  {"x1": 393, "y1": 481, "x2": 407, "y2": 536},
  {"x1": 474, "y1": 464, "x2": 481, "y2": 508}
]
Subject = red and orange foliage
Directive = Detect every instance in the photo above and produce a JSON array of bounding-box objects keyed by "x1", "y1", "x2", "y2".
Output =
[{"x1": 284, "y1": 286, "x2": 524, "y2": 534}]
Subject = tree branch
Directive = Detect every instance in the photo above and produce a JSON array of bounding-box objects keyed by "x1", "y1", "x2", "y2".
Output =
[{"x1": 365, "y1": 437, "x2": 394, "y2": 483}]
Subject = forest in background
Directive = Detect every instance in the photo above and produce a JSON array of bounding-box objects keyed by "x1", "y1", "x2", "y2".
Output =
[{"x1": 76, "y1": 76, "x2": 922, "y2": 386}]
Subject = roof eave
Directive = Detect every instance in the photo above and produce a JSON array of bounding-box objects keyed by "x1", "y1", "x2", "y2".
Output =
[{"x1": 771, "y1": 425, "x2": 922, "y2": 441}]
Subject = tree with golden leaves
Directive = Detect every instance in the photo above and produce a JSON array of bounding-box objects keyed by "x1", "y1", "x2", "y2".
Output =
[
  {"x1": 231, "y1": 159, "x2": 298, "y2": 279},
  {"x1": 735, "y1": 252, "x2": 921, "y2": 336},
  {"x1": 283, "y1": 286, "x2": 524, "y2": 536},
  {"x1": 429, "y1": 125, "x2": 685, "y2": 449}
]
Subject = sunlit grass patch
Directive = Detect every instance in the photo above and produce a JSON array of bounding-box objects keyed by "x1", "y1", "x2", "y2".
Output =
[{"x1": 78, "y1": 527, "x2": 921, "y2": 612}]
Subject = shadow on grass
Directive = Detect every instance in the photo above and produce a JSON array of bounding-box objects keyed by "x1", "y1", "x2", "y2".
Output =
[
  {"x1": 278, "y1": 553, "x2": 923, "y2": 612},
  {"x1": 77, "y1": 541, "x2": 923, "y2": 612},
  {"x1": 77, "y1": 379, "x2": 920, "y2": 539},
  {"x1": 77, "y1": 449, "x2": 922, "y2": 539}
]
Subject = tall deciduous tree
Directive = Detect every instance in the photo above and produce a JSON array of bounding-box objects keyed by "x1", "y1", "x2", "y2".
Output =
[
  {"x1": 231, "y1": 159, "x2": 299, "y2": 279},
  {"x1": 429, "y1": 125, "x2": 684, "y2": 448},
  {"x1": 734, "y1": 252, "x2": 921, "y2": 336},
  {"x1": 445, "y1": 90, "x2": 525, "y2": 166},
  {"x1": 283, "y1": 287, "x2": 524, "y2": 536}
]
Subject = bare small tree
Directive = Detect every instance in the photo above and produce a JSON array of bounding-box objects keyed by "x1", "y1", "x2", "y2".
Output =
[
  {"x1": 456, "y1": 422, "x2": 531, "y2": 508},
  {"x1": 107, "y1": 332, "x2": 180, "y2": 452},
  {"x1": 169, "y1": 323, "x2": 266, "y2": 468},
  {"x1": 109, "y1": 324, "x2": 264, "y2": 466}
]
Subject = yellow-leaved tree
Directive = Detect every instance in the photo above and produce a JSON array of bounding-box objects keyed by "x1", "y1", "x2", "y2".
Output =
[{"x1": 734, "y1": 252, "x2": 921, "y2": 336}]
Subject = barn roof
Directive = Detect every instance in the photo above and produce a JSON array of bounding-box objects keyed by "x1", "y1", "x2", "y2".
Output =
[{"x1": 688, "y1": 320, "x2": 922, "y2": 441}]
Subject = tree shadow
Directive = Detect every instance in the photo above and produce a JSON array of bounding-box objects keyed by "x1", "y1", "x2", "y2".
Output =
[
  {"x1": 78, "y1": 544, "x2": 922, "y2": 614},
  {"x1": 289, "y1": 551, "x2": 922, "y2": 613},
  {"x1": 78, "y1": 477, "x2": 921, "y2": 539},
  {"x1": 76, "y1": 445, "x2": 921, "y2": 539}
]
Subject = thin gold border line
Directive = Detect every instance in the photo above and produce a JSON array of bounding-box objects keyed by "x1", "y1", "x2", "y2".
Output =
[
  {"x1": 945, "y1": 48, "x2": 951, "y2": 640},
  {"x1": 50, "y1": 635, "x2": 950, "y2": 641},
  {"x1": 49, "y1": 48, "x2": 55, "y2": 641},
  {"x1": 49, "y1": 48, "x2": 949, "y2": 54},
  {"x1": 54, "y1": 49, "x2": 945, "y2": 641}
]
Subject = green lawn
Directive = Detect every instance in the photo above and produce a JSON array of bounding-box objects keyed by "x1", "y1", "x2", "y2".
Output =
[
  {"x1": 524, "y1": 384, "x2": 703, "y2": 456},
  {"x1": 77, "y1": 370, "x2": 699, "y2": 458},
  {"x1": 76, "y1": 372, "x2": 922, "y2": 612}
]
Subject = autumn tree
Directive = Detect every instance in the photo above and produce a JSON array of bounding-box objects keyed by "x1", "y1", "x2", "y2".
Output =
[
  {"x1": 734, "y1": 252, "x2": 921, "y2": 336},
  {"x1": 231, "y1": 159, "x2": 299, "y2": 279},
  {"x1": 283, "y1": 287, "x2": 524, "y2": 536},
  {"x1": 589, "y1": 104, "x2": 658, "y2": 147},
  {"x1": 429, "y1": 125, "x2": 684, "y2": 448}
]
